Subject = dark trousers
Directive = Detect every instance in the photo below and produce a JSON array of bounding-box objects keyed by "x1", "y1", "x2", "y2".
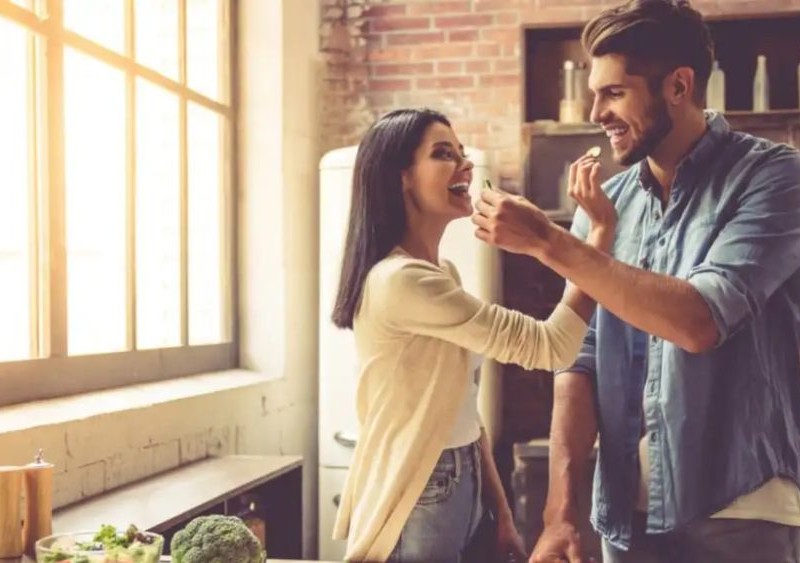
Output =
[{"x1": 602, "y1": 513, "x2": 800, "y2": 563}]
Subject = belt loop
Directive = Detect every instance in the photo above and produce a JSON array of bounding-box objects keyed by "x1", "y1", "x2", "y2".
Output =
[{"x1": 454, "y1": 446, "x2": 462, "y2": 481}]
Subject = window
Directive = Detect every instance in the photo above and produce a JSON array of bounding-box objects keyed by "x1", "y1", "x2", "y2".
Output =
[{"x1": 0, "y1": 0, "x2": 235, "y2": 406}]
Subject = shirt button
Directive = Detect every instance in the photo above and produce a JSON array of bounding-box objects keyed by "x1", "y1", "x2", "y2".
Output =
[
  {"x1": 640, "y1": 258, "x2": 649, "y2": 269},
  {"x1": 653, "y1": 210, "x2": 661, "y2": 221},
  {"x1": 650, "y1": 432, "x2": 658, "y2": 443},
  {"x1": 648, "y1": 381, "x2": 657, "y2": 394},
  {"x1": 658, "y1": 237, "x2": 666, "y2": 247}
]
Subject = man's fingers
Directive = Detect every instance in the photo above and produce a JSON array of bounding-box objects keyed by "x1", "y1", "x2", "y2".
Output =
[
  {"x1": 568, "y1": 160, "x2": 579, "y2": 199},
  {"x1": 589, "y1": 162, "x2": 601, "y2": 194},
  {"x1": 566, "y1": 536, "x2": 584, "y2": 563},
  {"x1": 471, "y1": 212, "x2": 491, "y2": 230},
  {"x1": 480, "y1": 186, "x2": 502, "y2": 206},
  {"x1": 474, "y1": 227, "x2": 491, "y2": 243},
  {"x1": 578, "y1": 160, "x2": 594, "y2": 198},
  {"x1": 474, "y1": 198, "x2": 494, "y2": 217}
]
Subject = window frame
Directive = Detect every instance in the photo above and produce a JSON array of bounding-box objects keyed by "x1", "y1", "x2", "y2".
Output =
[{"x1": 0, "y1": 0, "x2": 238, "y2": 407}]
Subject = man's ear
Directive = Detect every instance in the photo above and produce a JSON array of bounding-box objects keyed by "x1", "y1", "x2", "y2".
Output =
[{"x1": 666, "y1": 66, "x2": 695, "y2": 105}]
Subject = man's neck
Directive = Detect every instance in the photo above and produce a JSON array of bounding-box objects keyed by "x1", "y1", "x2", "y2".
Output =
[{"x1": 647, "y1": 109, "x2": 708, "y2": 202}]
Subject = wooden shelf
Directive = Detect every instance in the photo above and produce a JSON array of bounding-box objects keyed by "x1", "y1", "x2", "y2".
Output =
[{"x1": 53, "y1": 455, "x2": 303, "y2": 559}]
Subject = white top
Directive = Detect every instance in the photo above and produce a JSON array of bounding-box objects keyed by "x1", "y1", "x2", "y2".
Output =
[{"x1": 445, "y1": 352, "x2": 483, "y2": 448}]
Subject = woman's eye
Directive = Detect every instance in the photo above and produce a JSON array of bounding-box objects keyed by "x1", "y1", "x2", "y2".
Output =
[{"x1": 433, "y1": 148, "x2": 456, "y2": 160}]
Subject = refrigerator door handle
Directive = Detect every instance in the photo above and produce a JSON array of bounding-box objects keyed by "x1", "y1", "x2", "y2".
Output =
[{"x1": 333, "y1": 431, "x2": 357, "y2": 448}]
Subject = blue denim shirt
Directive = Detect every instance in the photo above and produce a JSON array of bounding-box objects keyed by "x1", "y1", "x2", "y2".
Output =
[{"x1": 562, "y1": 112, "x2": 800, "y2": 549}]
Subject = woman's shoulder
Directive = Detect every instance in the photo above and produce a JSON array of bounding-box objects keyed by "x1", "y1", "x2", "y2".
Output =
[{"x1": 368, "y1": 251, "x2": 447, "y2": 291}]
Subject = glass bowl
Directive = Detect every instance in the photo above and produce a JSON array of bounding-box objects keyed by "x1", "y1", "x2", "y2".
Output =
[{"x1": 35, "y1": 530, "x2": 164, "y2": 563}]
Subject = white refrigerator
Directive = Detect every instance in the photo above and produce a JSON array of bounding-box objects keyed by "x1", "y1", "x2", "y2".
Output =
[{"x1": 318, "y1": 145, "x2": 502, "y2": 560}]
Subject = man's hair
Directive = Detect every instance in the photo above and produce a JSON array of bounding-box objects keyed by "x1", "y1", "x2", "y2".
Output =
[{"x1": 582, "y1": 0, "x2": 714, "y2": 105}]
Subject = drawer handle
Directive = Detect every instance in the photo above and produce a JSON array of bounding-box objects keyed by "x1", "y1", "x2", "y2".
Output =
[{"x1": 334, "y1": 431, "x2": 357, "y2": 448}]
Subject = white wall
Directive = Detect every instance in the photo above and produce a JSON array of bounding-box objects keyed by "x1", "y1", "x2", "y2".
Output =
[{"x1": 238, "y1": 0, "x2": 323, "y2": 556}]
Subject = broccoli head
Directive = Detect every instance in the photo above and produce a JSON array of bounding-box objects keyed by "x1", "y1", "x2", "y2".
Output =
[{"x1": 170, "y1": 514, "x2": 265, "y2": 563}]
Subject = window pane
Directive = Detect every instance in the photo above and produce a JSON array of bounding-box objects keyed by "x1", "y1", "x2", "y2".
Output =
[
  {"x1": 188, "y1": 103, "x2": 224, "y2": 344},
  {"x1": 136, "y1": 79, "x2": 180, "y2": 349},
  {"x1": 135, "y1": 0, "x2": 178, "y2": 80},
  {"x1": 64, "y1": 49, "x2": 126, "y2": 355},
  {"x1": 0, "y1": 19, "x2": 33, "y2": 362},
  {"x1": 187, "y1": 0, "x2": 226, "y2": 100},
  {"x1": 64, "y1": 0, "x2": 124, "y2": 53}
]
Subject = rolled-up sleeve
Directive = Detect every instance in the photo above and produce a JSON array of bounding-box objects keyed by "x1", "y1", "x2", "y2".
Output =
[
  {"x1": 688, "y1": 150, "x2": 800, "y2": 344},
  {"x1": 555, "y1": 207, "x2": 598, "y2": 378}
]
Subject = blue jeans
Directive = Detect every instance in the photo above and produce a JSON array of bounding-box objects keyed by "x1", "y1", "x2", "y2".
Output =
[{"x1": 388, "y1": 441, "x2": 484, "y2": 563}]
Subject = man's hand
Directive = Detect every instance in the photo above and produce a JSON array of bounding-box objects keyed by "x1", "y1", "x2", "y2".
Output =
[
  {"x1": 529, "y1": 520, "x2": 592, "y2": 563},
  {"x1": 471, "y1": 189, "x2": 557, "y2": 258}
]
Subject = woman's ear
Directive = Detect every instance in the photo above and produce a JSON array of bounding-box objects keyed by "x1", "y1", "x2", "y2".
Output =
[{"x1": 400, "y1": 169, "x2": 413, "y2": 192}]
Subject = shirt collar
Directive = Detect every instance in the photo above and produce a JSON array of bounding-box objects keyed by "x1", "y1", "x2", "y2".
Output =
[{"x1": 636, "y1": 110, "x2": 731, "y2": 192}]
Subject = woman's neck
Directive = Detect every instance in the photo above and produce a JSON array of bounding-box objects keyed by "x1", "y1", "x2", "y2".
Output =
[{"x1": 398, "y1": 218, "x2": 447, "y2": 265}]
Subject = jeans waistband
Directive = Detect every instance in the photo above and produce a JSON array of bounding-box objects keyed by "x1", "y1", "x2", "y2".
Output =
[{"x1": 441, "y1": 439, "x2": 481, "y2": 473}]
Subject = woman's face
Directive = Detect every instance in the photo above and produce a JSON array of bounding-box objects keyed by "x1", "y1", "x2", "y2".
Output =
[{"x1": 401, "y1": 121, "x2": 474, "y2": 221}]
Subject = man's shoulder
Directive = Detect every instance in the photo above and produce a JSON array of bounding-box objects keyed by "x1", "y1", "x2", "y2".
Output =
[{"x1": 723, "y1": 129, "x2": 800, "y2": 173}]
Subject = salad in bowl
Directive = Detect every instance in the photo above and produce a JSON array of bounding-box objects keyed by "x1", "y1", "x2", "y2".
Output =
[{"x1": 35, "y1": 524, "x2": 163, "y2": 563}]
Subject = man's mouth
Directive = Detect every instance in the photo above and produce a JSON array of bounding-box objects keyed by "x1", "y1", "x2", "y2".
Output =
[{"x1": 605, "y1": 124, "x2": 630, "y2": 146}]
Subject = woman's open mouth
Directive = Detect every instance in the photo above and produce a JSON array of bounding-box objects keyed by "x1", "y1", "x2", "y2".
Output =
[{"x1": 447, "y1": 182, "x2": 470, "y2": 197}]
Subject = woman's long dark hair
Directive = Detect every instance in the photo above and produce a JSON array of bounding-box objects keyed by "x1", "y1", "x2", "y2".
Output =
[{"x1": 331, "y1": 108, "x2": 451, "y2": 329}]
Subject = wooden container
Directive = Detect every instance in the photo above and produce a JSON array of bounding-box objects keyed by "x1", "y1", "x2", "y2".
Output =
[
  {"x1": 23, "y1": 450, "x2": 54, "y2": 555},
  {"x1": 0, "y1": 465, "x2": 24, "y2": 558}
]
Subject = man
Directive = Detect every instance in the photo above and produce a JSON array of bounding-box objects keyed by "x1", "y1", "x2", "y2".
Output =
[{"x1": 472, "y1": 1, "x2": 800, "y2": 562}]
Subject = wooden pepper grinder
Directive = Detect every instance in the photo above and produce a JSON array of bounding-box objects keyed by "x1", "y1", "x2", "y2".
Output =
[
  {"x1": 0, "y1": 465, "x2": 24, "y2": 558},
  {"x1": 23, "y1": 449, "x2": 54, "y2": 556}
]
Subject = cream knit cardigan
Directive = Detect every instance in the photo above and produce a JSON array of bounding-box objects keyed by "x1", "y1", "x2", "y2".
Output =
[{"x1": 332, "y1": 249, "x2": 588, "y2": 562}]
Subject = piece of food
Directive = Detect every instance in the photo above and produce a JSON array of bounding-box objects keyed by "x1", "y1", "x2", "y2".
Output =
[
  {"x1": 170, "y1": 514, "x2": 265, "y2": 563},
  {"x1": 586, "y1": 145, "x2": 602, "y2": 158},
  {"x1": 484, "y1": 179, "x2": 494, "y2": 190}
]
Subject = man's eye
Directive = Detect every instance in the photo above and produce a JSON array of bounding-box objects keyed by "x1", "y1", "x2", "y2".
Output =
[{"x1": 608, "y1": 90, "x2": 623, "y2": 98}]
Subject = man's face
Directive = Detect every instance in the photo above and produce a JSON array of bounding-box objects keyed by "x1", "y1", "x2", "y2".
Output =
[{"x1": 588, "y1": 54, "x2": 673, "y2": 166}]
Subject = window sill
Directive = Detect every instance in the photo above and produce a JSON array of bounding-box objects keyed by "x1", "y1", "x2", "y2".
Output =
[{"x1": 0, "y1": 369, "x2": 281, "y2": 435}]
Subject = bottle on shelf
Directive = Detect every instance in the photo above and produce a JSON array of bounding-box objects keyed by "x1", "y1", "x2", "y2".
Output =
[
  {"x1": 752, "y1": 55, "x2": 770, "y2": 112},
  {"x1": 559, "y1": 60, "x2": 584, "y2": 123},
  {"x1": 706, "y1": 60, "x2": 725, "y2": 112}
]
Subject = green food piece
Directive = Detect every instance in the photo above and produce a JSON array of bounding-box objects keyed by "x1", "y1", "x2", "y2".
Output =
[
  {"x1": 484, "y1": 179, "x2": 494, "y2": 191},
  {"x1": 170, "y1": 514, "x2": 265, "y2": 563},
  {"x1": 43, "y1": 550, "x2": 72, "y2": 562}
]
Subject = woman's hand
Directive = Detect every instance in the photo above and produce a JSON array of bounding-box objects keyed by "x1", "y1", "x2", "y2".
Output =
[
  {"x1": 495, "y1": 513, "x2": 528, "y2": 563},
  {"x1": 568, "y1": 154, "x2": 616, "y2": 251}
]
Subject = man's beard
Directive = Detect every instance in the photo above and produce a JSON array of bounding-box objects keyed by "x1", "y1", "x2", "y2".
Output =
[{"x1": 618, "y1": 96, "x2": 673, "y2": 166}]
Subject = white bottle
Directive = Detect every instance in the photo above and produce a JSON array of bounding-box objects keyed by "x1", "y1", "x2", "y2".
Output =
[
  {"x1": 753, "y1": 55, "x2": 769, "y2": 112},
  {"x1": 706, "y1": 60, "x2": 726, "y2": 112}
]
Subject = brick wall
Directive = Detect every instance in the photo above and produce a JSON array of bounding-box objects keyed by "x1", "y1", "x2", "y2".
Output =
[{"x1": 321, "y1": 0, "x2": 800, "y2": 189}]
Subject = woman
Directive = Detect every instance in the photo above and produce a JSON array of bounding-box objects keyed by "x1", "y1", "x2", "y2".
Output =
[{"x1": 331, "y1": 108, "x2": 614, "y2": 563}]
